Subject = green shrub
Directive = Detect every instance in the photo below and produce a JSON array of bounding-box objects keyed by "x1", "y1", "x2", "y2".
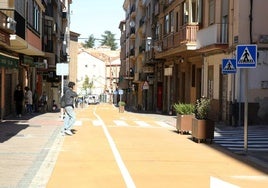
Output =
[
  {"x1": 195, "y1": 97, "x2": 211, "y2": 119},
  {"x1": 173, "y1": 103, "x2": 195, "y2": 115},
  {"x1": 118, "y1": 101, "x2": 126, "y2": 106}
]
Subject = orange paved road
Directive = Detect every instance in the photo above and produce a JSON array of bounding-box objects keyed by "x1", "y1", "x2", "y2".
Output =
[{"x1": 47, "y1": 103, "x2": 268, "y2": 188}]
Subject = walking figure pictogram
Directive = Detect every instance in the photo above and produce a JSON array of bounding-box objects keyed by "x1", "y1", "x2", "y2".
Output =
[{"x1": 242, "y1": 49, "x2": 250, "y2": 62}]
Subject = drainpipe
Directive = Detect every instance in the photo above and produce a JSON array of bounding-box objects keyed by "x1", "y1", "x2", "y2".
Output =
[{"x1": 249, "y1": 0, "x2": 253, "y2": 44}]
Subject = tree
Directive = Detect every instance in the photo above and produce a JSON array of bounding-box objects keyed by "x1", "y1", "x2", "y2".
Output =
[
  {"x1": 82, "y1": 75, "x2": 94, "y2": 94},
  {"x1": 82, "y1": 34, "x2": 95, "y2": 48},
  {"x1": 100, "y1": 30, "x2": 117, "y2": 50}
]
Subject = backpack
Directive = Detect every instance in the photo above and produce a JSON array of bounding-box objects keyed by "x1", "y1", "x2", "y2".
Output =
[{"x1": 60, "y1": 94, "x2": 66, "y2": 108}]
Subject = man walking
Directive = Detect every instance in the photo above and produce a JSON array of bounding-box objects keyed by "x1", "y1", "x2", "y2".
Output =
[
  {"x1": 62, "y1": 81, "x2": 78, "y2": 135},
  {"x1": 14, "y1": 84, "x2": 24, "y2": 117}
]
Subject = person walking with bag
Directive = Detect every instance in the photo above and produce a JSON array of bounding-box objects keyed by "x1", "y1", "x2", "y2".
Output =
[
  {"x1": 62, "y1": 81, "x2": 78, "y2": 136},
  {"x1": 14, "y1": 84, "x2": 24, "y2": 117}
]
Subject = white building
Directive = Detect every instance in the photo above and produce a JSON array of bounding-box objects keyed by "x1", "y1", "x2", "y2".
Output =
[{"x1": 77, "y1": 49, "x2": 106, "y2": 95}]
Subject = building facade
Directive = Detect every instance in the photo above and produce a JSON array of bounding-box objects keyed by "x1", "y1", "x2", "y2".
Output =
[
  {"x1": 76, "y1": 46, "x2": 121, "y2": 103},
  {"x1": 0, "y1": 0, "x2": 72, "y2": 119},
  {"x1": 120, "y1": 0, "x2": 268, "y2": 125}
]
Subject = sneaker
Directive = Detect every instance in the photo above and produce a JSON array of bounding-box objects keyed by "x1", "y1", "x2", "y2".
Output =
[{"x1": 64, "y1": 130, "x2": 73, "y2": 135}]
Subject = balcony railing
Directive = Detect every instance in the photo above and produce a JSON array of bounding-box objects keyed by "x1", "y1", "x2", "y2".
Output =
[
  {"x1": 197, "y1": 23, "x2": 228, "y2": 49},
  {"x1": 156, "y1": 23, "x2": 199, "y2": 51}
]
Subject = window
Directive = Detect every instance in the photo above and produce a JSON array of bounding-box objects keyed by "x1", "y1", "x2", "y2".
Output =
[
  {"x1": 176, "y1": 12, "x2": 179, "y2": 32},
  {"x1": 34, "y1": 2, "x2": 40, "y2": 31},
  {"x1": 183, "y1": 2, "x2": 189, "y2": 25},
  {"x1": 209, "y1": 0, "x2": 215, "y2": 25},
  {"x1": 169, "y1": 11, "x2": 174, "y2": 32},
  {"x1": 27, "y1": 0, "x2": 41, "y2": 32},
  {"x1": 44, "y1": 20, "x2": 53, "y2": 52},
  {"x1": 164, "y1": 14, "x2": 169, "y2": 34},
  {"x1": 183, "y1": 0, "x2": 203, "y2": 25}
]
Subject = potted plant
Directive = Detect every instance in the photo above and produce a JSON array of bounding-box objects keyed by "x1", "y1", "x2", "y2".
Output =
[
  {"x1": 192, "y1": 97, "x2": 214, "y2": 143},
  {"x1": 118, "y1": 101, "x2": 126, "y2": 113},
  {"x1": 173, "y1": 103, "x2": 195, "y2": 134}
]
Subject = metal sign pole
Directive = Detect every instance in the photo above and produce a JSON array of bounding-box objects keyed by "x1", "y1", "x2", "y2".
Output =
[
  {"x1": 244, "y1": 69, "x2": 248, "y2": 152},
  {"x1": 61, "y1": 74, "x2": 64, "y2": 120}
]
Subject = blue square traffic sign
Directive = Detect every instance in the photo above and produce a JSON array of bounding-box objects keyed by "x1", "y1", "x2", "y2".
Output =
[
  {"x1": 236, "y1": 45, "x2": 257, "y2": 68},
  {"x1": 222, "y1": 59, "x2": 236, "y2": 74}
]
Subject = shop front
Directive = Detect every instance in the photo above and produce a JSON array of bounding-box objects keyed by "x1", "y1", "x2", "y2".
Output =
[{"x1": 0, "y1": 52, "x2": 19, "y2": 119}]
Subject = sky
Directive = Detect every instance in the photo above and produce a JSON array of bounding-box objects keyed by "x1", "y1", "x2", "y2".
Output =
[{"x1": 70, "y1": 1, "x2": 125, "y2": 46}]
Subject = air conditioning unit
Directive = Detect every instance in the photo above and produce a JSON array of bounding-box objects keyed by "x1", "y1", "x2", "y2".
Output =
[{"x1": 6, "y1": 17, "x2": 16, "y2": 32}]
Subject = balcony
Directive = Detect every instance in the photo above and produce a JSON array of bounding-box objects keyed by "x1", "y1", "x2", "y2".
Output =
[
  {"x1": 156, "y1": 23, "x2": 199, "y2": 53},
  {"x1": 196, "y1": 23, "x2": 228, "y2": 52},
  {"x1": 143, "y1": 66, "x2": 154, "y2": 74},
  {"x1": 0, "y1": 12, "x2": 16, "y2": 34}
]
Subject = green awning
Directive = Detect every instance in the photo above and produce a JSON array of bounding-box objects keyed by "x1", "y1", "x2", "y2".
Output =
[{"x1": 0, "y1": 53, "x2": 19, "y2": 68}]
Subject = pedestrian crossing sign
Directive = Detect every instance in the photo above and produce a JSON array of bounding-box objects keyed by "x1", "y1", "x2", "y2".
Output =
[
  {"x1": 236, "y1": 44, "x2": 257, "y2": 68},
  {"x1": 222, "y1": 59, "x2": 236, "y2": 74}
]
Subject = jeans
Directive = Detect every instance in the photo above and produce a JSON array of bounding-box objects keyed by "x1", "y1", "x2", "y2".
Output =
[
  {"x1": 26, "y1": 104, "x2": 33, "y2": 114},
  {"x1": 63, "y1": 106, "x2": 76, "y2": 131}
]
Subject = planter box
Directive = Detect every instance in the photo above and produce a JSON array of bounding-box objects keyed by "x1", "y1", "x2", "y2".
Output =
[
  {"x1": 176, "y1": 114, "x2": 194, "y2": 134},
  {"x1": 119, "y1": 106, "x2": 125, "y2": 113},
  {"x1": 192, "y1": 118, "x2": 214, "y2": 143}
]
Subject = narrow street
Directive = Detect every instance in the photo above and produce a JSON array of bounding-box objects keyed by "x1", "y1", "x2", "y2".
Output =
[{"x1": 47, "y1": 103, "x2": 268, "y2": 188}]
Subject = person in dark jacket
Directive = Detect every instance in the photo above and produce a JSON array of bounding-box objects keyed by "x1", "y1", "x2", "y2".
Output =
[
  {"x1": 14, "y1": 84, "x2": 24, "y2": 117},
  {"x1": 62, "y1": 81, "x2": 78, "y2": 135}
]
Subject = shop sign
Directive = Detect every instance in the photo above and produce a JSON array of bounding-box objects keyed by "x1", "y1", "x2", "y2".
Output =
[{"x1": 0, "y1": 53, "x2": 18, "y2": 68}]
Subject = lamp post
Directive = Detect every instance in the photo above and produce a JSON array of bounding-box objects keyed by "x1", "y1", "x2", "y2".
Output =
[{"x1": 109, "y1": 57, "x2": 113, "y2": 103}]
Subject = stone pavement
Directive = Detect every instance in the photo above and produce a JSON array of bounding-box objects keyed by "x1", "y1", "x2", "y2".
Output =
[
  {"x1": 0, "y1": 105, "x2": 267, "y2": 187},
  {"x1": 0, "y1": 112, "x2": 64, "y2": 188}
]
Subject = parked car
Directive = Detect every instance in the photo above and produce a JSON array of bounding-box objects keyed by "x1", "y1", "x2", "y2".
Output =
[{"x1": 87, "y1": 95, "x2": 99, "y2": 105}]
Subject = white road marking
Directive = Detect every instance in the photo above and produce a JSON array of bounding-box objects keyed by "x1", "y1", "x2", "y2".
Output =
[
  {"x1": 155, "y1": 121, "x2": 174, "y2": 128},
  {"x1": 210, "y1": 176, "x2": 239, "y2": 188},
  {"x1": 93, "y1": 111, "x2": 136, "y2": 188},
  {"x1": 134, "y1": 121, "x2": 150, "y2": 127},
  {"x1": 92, "y1": 120, "x2": 102, "y2": 126},
  {"x1": 114, "y1": 120, "x2": 128, "y2": 126}
]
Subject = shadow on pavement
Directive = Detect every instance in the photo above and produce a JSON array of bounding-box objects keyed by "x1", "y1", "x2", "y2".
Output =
[{"x1": 0, "y1": 120, "x2": 29, "y2": 143}]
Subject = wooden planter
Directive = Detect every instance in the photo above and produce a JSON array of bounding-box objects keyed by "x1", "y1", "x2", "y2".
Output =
[
  {"x1": 192, "y1": 117, "x2": 214, "y2": 143},
  {"x1": 176, "y1": 114, "x2": 194, "y2": 134},
  {"x1": 119, "y1": 106, "x2": 125, "y2": 113}
]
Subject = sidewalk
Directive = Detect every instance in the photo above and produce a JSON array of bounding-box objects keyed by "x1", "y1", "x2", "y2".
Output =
[
  {"x1": 0, "y1": 105, "x2": 267, "y2": 187},
  {"x1": 0, "y1": 112, "x2": 63, "y2": 188}
]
